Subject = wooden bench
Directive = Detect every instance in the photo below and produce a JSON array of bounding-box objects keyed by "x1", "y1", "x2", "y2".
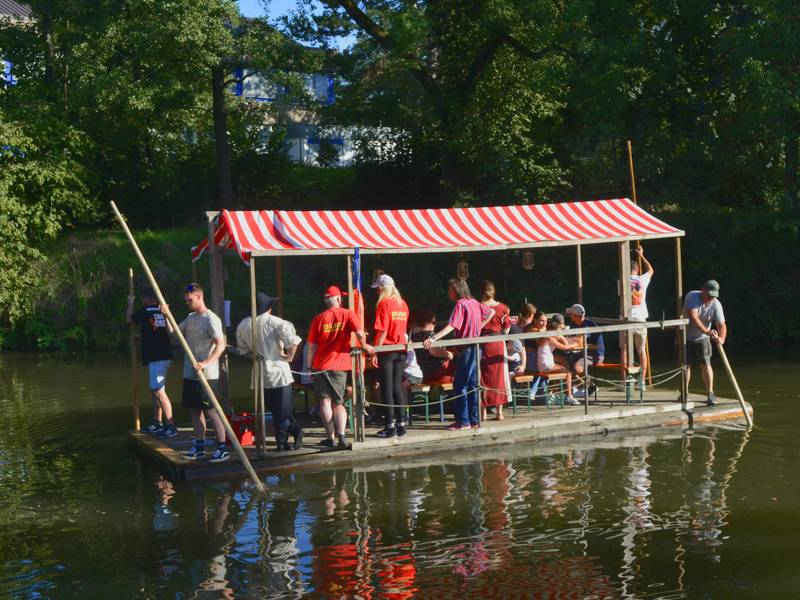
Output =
[
  {"x1": 592, "y1": 364, "x2": 643, "y2": 404},
  {"x1": 292, "y1": 382, "x2": 314, "y2": 413},
  {"x1": 421, "y1": 379, "x2": 453, "y2": 423},
  {"x1": 407, "y1": 384, "x2": 432, "y2": 424},
  {"x1": 523, "y1": 371, "x2": 568, "y2": 410},
  {"x1": 510, "y1": 374, "x2": 534, "y2": 414}
]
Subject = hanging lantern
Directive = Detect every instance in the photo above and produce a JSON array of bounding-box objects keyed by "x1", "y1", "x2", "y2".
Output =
[
  {"x1": 522, "y1": 249, "x2": 534, "y2": 270},
  {"x1": 373, "y1": 255, "x2": 384, "y2": 284},
  {"x1": 457, "y1": 251, "x2": 469, "y2": 279}
]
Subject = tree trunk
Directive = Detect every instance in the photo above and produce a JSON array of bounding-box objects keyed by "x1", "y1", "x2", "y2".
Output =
[
  {"x1": 43, "y1": 7, "x2": 55, "y2": 85},
  {"x1": 785, "y1": 135, "x2": 799, "y2": 209},
  {"x1": 211, "y1": 65, "x2": 233, "y2": 210},
  {"x1": 440, "y1": 146, "x2": 453, "y2": 208}
]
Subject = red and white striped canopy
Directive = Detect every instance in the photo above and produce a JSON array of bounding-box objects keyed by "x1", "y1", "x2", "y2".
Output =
[{"x1": 192, "y1": 199, "x2": 682, "y2": 264}]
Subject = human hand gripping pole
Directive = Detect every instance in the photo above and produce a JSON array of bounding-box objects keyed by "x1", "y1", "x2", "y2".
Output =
[{"x1": 110, "y1": 201, "x2": 266, "y2": 492}]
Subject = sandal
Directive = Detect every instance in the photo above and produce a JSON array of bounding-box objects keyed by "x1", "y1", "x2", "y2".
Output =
[{"x1": 497, "y1": 414, "x2": 504, "y2": 421}]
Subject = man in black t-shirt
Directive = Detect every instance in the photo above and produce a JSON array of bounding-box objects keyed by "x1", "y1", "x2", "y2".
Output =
[{"x1": 127, "y1": 288, "x2": 176, "y2": 437}]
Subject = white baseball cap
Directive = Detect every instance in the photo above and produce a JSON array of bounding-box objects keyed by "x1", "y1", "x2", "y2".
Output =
[
  {"x1": 566, "y1": 304, "x2": 585, "y2": 317},
  {"x1": 371, "y1": 274, "x2": 395, "y2": 288}
]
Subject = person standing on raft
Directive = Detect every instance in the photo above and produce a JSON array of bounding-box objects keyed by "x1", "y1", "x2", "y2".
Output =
[
  {"x1": 236, "y1": 292, "x2": 304, "y2": 452},
  {"x1": 126, "y1": 287, "x2": 176, "y2": 438},
  {"x1": 162, "y1": 283, "x2": 229, "y2": 463},
  {"x1": 423, "y1": 278, "x2": 494, "y2": 430},
  {"x1": 682, "y1": 280, "x2": 726, "y2": 406},
  {"x1": 478, "y1": 280, "x2": 511, "y2": 421}
]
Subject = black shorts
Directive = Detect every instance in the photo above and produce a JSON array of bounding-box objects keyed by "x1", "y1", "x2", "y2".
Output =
[
  {"x1": 182, "y1": 378, "x2": 219, "y2": 410},
  {"x1": 685, "y1": 338, "x2": 713, "y2": 366}
]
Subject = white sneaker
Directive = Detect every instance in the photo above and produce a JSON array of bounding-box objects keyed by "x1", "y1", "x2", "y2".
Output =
[
  {"x1": 635, "y1": 383, "x2": 648, "y2": 391},
  {"x1": 615, "y1": 384, "x2": 629, "y2": 392},
  {"x1": 573, "y1": 388, "x2": 586, "y2": 398}
]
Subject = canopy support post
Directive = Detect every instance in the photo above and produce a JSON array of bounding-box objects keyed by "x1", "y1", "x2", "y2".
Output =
[
  {"x1": 207, "y1": 211, "x2": 231, "y2": 415},
  {"x1": 346, "y1": 254, "x2": 363, "y2": 443},
  {"x1": 619, "y1": 241, "x2": 634, "y2": 385},
  {"x1": 250, "y1": 258, "x2": 264, "y2": 458},
  {"x1": 676, "y1": 238, "x2": 687, "y2": 404},
  {"x1": 576, "y1": 244, "x2": 583, "y2": 305},
  {"x1": 276, "y1": 256, "x2": 283, "y2": 319}
]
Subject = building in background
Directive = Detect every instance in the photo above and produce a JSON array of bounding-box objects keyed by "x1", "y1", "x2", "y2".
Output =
[
  {"x1": 1, "y1": 0, "x2": 33, "y2": 86},
  {"x1": 232, "y1": 67, "x2": 359, "y2": 167}
]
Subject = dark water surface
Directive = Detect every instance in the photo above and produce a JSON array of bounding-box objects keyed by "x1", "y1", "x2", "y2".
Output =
[{"x1": 1, "y1": 348, "x2": 798, "y2": 599}]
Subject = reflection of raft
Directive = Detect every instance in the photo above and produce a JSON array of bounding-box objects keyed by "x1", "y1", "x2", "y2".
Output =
[{"x1": 127, "y1": 388, "x2": 752, "y2": 481}]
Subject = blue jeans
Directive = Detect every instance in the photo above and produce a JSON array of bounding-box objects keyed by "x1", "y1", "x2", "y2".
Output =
[{"x1": 453, "y1": 346, "x2": 480, "y2": 426}]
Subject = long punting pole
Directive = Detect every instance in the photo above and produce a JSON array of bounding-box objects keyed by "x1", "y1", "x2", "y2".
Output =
[
  {"x1": 129, "y1": 268, "x2": 141, "y2": 430},
  {"x1": 627, "y1": 141, "x2": 652, "y2": 387},
  {"x1": 716, "y1": 343, "x2": 753, "y2": 427},
  {"x1": 111, "y1": 202, "x2": 265, "y2": 492}
]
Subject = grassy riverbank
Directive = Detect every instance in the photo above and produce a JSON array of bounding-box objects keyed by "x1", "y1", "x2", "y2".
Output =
[{"x1": 0, "y1": 206, "x2": 795, "y2": 351}]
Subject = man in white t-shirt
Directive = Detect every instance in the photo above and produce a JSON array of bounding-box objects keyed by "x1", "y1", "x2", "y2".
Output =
[
  {"x1": 682, "y1": 280, "x2": 726, "y2": 405},
  {"x1": 617, "y1": 247, "x2": 654, "y2": 390}
]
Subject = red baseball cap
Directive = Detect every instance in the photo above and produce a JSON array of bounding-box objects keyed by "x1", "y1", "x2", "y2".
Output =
[{"x1": 324, "y1": 286, "x2": 348, "y2": 299}]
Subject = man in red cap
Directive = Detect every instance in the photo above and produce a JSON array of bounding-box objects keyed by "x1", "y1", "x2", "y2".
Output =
[{"x1": 307, "y1": 286, "x2": 374, "y2": 447}]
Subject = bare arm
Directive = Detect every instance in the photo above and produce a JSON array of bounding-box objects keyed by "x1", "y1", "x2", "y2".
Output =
[
  {"x1": 284, "y1": 344, "x2": 298, "y2": 362},
  {"x1": 515, "y1": 346, "x2": 527, "y2": 375},
  {"x1": 423, "y1": 324, "x2": 455, "y2": 349},
  {"x1": 551, "y1": 335, "x2": 579, "y2": 351},
  {"x1": 635, "y1": 247, "x2": 654, "y2": 277},
  {"x1": 193, "y1": 336, "x2": 225, "y2": 373},
  {"x1": 712, "y1": 321, "x2": 727, "y2": 345},
  {"x1": 306, "y1": 342, "x2": 318, "y2": 373},
  {"x1": 683, "y1": 307, "x2": 709, "y2": 335},
  {"x1": 355, "y1": 330, "x2": 375, "y2": 355}
]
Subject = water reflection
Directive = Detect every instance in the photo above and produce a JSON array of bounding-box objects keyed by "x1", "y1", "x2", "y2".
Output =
[{"x1": 117, "y1": 425, "x2": 747, "y2": 600}]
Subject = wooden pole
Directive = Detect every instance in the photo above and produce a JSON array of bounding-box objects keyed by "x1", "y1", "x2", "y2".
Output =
[
  {"x1": 676, "y1": 238, "x2": 687, "y2": 404},
  {"x1": 627, "y1": 140, "x2": 652, "y2": 386},
  {"x1": 250, "y1": 259, "x2": 263, "y2": 458},
  {"x1": 576, "y1": 244, "x2": 583, "y2": 305},
  {"x1": 129, "y1": 269, "x2": 141, "y2": 430},
  {"x1": 111, "y1": 202, "x2": 265, "y2": 492},
  {"x1": 716, "y1": 342, "x2": 753, "y2": 427},
  {"x1": 346, "y1": 255, "x2": 361, "y2": 442},
  {"x1": 207, "y1": 212, "x2": 231, "y2": 415},
  {"x1": 276, "y1": 256, "x2": 283, "y2": 319}
]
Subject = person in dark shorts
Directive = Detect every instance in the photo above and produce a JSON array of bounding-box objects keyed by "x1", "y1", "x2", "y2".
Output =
[
  {"x1": 164, "y1": 283, "x2": 229, "y2": 463},
  {"x1": 307, "y1": 286, "x2": 374, "y2": 448},
  {"x1": 127, "y1": 287, "x2": 176, "y2": 438},
  {"x1": 682, "y1": 280, "x2": 727, "y2": 405}
]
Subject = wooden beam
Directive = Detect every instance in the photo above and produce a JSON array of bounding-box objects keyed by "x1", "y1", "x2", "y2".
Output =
[
  {"x1": 576, "y1": 244, "x2": 583, "y2": 304},
  {"x1": 276, "y1": 256, "x2": 283, "y2": 319},
  {"x1": 208, "y1": 212, "x2": 231, "y2": 415}
]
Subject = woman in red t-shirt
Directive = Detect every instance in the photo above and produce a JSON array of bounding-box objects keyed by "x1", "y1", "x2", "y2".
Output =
[{"x1": 371, "y1": 274, "x2": 409, "y2": 438}]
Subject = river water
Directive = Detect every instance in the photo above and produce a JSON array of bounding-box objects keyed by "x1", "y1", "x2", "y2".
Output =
[{"x1": 0, "y1": 348, "x2": 798, "y2": 599}]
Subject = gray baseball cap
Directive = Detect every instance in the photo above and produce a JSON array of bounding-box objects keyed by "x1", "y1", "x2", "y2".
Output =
[{"x1": 703, "y1": 280, "x2": 720, "y2": 297}]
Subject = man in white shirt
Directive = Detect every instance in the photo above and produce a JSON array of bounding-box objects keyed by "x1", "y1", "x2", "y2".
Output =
[
  {"x1": 618, "y1": 246, "x2": 654, "y2": 390},
  {"x1": 237, "y1": 293, "x2": 303, "y2": 451}
]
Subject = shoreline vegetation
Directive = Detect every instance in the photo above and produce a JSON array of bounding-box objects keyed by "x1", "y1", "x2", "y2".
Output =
[{"x1": 1, "y1": 203, "x2": 795, "y2": 352}]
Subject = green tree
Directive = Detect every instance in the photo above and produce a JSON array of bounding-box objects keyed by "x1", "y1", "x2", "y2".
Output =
[{"x1": 284, "y1": 0, "x2": 570, "y2": 207}]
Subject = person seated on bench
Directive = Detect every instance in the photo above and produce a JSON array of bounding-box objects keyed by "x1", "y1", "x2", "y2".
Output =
[
  {"x1": 523, "y1": 310, "x2": 548, "y2": 373},
  {"x1": 537, "y1": 314, "x2": 580, "y2": 405},
  {"x1": 565, "y1": 304, "x2": 604, "y2": 397},
  {"x1": 411, "y1": 311, "x2": 456, "y2": 382},
  {"x1": 401, "y1": 343, "x2": 424, "y2": 416}
]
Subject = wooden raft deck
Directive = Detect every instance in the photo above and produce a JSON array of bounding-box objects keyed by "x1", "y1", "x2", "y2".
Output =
[{"x1": 127, "y1": 387, "x2": 753, "y2": 481}]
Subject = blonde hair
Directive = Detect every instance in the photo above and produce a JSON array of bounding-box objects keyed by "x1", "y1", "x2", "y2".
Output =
[{"x1": 377, "y1": 284, "x2": 402, "y2": 305}]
